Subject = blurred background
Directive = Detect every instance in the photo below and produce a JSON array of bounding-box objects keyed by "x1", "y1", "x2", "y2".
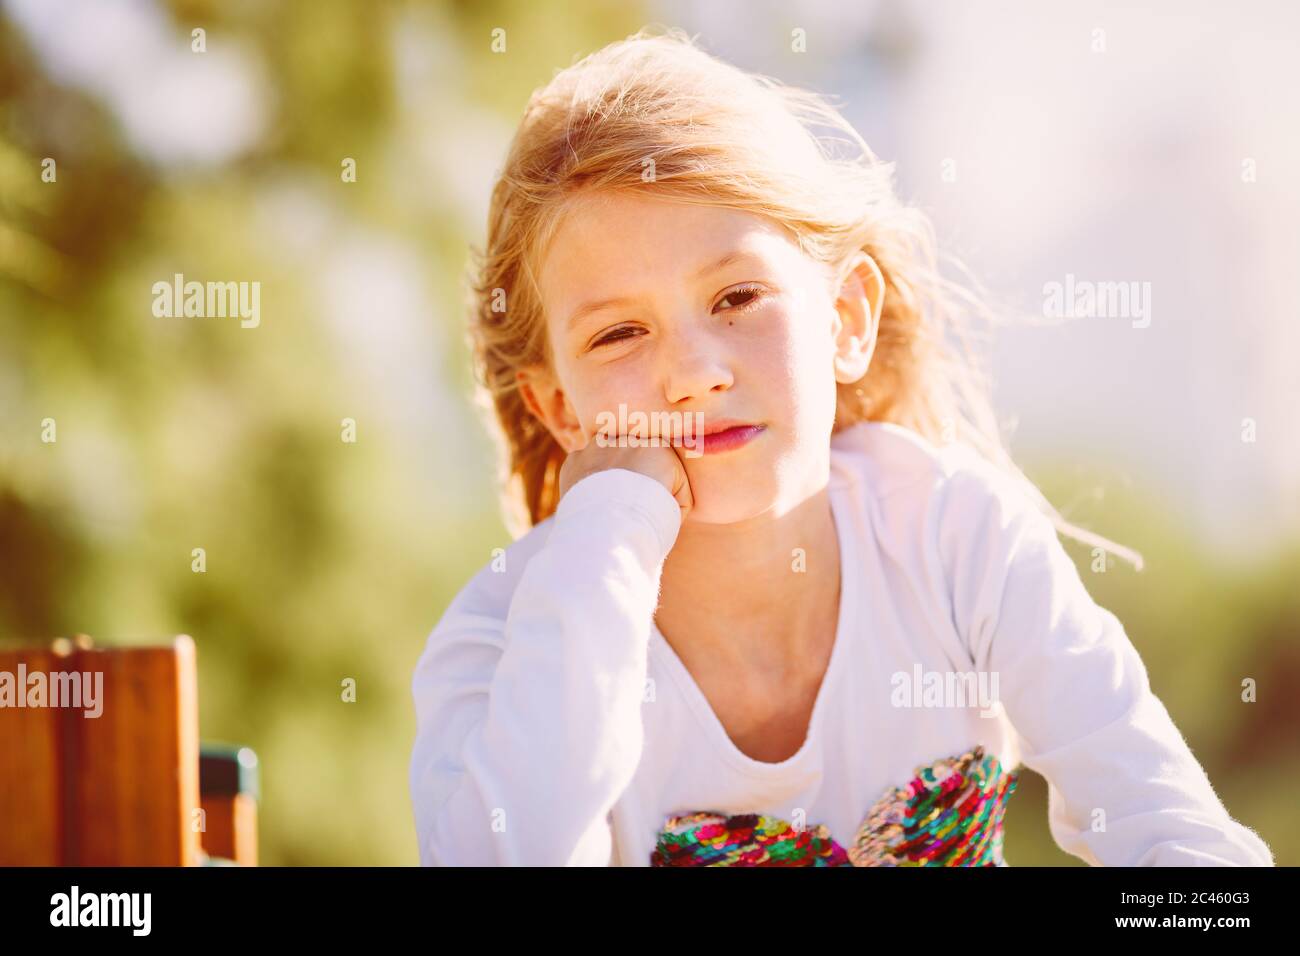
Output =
[{"x1": 1, "y1": 0, "x2": 1296, "y2": 865}]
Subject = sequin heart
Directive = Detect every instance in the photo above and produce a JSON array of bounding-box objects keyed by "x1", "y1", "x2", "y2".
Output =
[
  {"x1": 650, "y1": 812, "x2": 850, "y2": 866},
  {"x1": 848, "y1": 745, "x2": 1018, "y2": 866}
]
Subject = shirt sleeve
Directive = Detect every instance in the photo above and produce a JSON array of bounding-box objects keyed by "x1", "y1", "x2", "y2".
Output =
[
  {"x1": 409, "y1": 468, "x2": 681, "y2": 866},
  {"x1": 936, "y1": 453, "x2": 1274, "y2": 866}
]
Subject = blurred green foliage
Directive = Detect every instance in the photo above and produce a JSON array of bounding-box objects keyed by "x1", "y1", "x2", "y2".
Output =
[{"x1": 1, "y1": 1, "x2": 1293, "y2": 867}]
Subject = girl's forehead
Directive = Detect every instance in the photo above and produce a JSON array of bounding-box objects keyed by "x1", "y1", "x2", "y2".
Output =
[
  {"x1": 551, "y1": 189, "x2": 777, "y2": 240},
  {"x1": 539, "y1": 191, "x2": 805, "y2": 285}
]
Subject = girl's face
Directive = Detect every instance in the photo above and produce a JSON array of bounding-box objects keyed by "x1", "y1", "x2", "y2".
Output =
[{"x1": 522, "y1": 189, "x2": 882, "y2": 525}]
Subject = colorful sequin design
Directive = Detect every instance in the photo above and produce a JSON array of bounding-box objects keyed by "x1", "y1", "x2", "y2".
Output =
[
  {"x1": 650, "y1": 745, "x2": 1018, "y2": 867},
  {"x1": 651, "y1": 813, "x2": 850, "y2": 867},
  {"x1": 848, "y1": 745, "x2": 1018, "y2": 865}
]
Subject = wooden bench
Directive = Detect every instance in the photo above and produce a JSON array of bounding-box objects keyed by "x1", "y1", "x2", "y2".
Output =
[{"x1": 0, "y1": 634, "x2": 258, "y2": 865}]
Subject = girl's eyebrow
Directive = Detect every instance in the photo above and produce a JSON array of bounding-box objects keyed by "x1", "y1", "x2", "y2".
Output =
[
  {"x1": 565, "y1": 294, "x2": 637, "y2": 332},
  {"x1": 563, "y1": 250, "x2": 764, "y2": 332},
  {"x1": 691, "y1": 250, "x2": 756, "y2": 281}
]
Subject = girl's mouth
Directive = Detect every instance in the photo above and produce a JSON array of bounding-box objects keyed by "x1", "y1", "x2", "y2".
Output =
[{"x1": 701, "y1": 424, "x2": 766, "y2": 455}]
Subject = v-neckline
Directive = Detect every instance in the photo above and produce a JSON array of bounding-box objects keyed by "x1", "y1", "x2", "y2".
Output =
[{"x1": 648, "y1": 482, "x2": 857, "y2": 778}]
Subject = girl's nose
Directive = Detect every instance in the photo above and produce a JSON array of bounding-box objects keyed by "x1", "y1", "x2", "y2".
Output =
[{"x1": 660, "y1": 330, "x2": 735, "y2": 406}]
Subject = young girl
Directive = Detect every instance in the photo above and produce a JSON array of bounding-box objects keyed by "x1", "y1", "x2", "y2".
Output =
[{"x1": 409, "y1": 28, "x2": 1274, "y2": 867}]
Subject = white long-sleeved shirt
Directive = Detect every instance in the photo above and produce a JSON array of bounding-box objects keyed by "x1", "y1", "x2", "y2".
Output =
[{"x1": 409, "y1": 420, "x2": 1274, "y2": 866}]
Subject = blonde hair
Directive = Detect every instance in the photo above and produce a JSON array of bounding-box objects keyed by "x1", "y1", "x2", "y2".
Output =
[{"x1": 466, "y1": 26, "x2": 1142, "y2": 569}]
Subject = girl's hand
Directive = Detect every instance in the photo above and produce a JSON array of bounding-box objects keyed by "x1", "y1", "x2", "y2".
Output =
[{"x1": 558, "y1": 431, "x2": 694, "y2": 522}]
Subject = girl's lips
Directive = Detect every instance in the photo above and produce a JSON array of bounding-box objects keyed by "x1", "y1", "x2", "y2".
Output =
[{"x1": 701, "y1": 424, "x2": 766, "y2": 455}]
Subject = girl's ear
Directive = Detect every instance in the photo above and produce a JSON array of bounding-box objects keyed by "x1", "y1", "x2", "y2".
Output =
[
  {"x1": 516, "y1": 365, "x2": 587, "y2": 453},
  {"x1": 830, "y1": 251, "x2": 885, "y2": 384}
]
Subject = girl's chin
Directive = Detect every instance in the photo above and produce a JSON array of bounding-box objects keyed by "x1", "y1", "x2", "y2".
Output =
[{"x1": 679, "y1": 481, "x2": 774, "y2": 526}]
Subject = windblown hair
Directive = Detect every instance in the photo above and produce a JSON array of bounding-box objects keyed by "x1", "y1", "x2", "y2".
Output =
[{"x1": 465, "y1": 26, "x2": 1141, "y2": 568}]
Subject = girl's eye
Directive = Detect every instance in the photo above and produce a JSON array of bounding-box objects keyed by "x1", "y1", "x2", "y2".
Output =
[
  {"x1": 592, "y1": 326, "x2": 642, "y2": 348},
  {"x1": 715, "y1": 284, "x2": 765, "y2": 313}
]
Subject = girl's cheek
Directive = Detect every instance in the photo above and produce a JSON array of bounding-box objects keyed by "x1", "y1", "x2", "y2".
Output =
[
  {"x1": 759, "y1": 325, "x2": 806, "y2": 386},
  {"x1": 596, "y1": 364, "x2": 654, "y2": 411}
]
